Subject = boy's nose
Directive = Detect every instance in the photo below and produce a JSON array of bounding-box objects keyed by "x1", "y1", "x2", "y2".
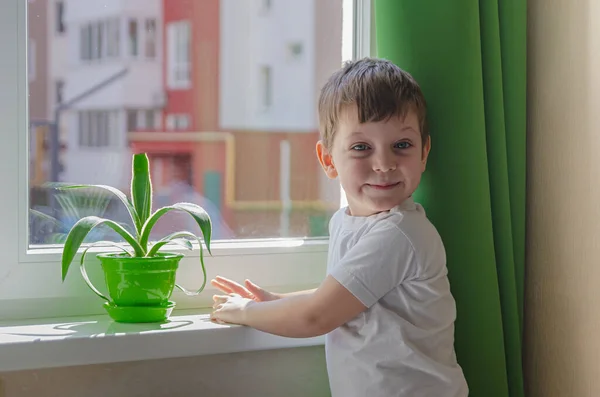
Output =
[{"x1": 373, "y1": 153, "x2": 397, "y2": 172}]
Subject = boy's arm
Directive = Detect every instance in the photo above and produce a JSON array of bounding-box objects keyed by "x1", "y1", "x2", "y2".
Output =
[
  {"x1": 212, "y1": 276, "x2": 366, "y2": 338},
  {"x1": 272, "y1": 288, "x2": 317, "y2": 299}
]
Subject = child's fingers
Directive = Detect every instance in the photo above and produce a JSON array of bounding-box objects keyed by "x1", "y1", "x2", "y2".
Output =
[
  {"x1": 215, "y1": 276, "x2": 246, "y2": 292},
  {"x1": 210, "y1": 279, "x2": 234, "y2": 294},
  {"x1": 212, "y1": 294, "x2": 228, "y2": 303},
  {"x1": 245, "y1": 280, "x2": 269, "y2": 299},
  {"x1": 215, "y1": 277, "x2": 254, "y2": 298},
  {"x1": 245, "y1": 279, "x2": 262, "y2": 293}
]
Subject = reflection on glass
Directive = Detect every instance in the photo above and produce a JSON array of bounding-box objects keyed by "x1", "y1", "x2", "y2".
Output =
[{"x1": 28, "y1": 0, "x2": 346, "y2": 246}]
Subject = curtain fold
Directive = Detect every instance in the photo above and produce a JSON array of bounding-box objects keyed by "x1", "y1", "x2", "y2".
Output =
[{"x1": 374, "y1": 1, "x2": 526, "y2": 396}]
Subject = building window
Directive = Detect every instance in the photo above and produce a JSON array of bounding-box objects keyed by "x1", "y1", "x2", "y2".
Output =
[
  {"x1": 165, "y1": 114, "x2": 190, "y2": 130},
  {"x1": 78, "y1": 110, "x2": 119, "y2": 148},
  {"x1": 127, "y1": 109, "x2": 160, "y2": 131},
  {"x1": 56, "y1": 1, "x2": 66, "y2": 34},
  {"x1": 80, "y1": 24, "x2": 91, "y2": 60},
  {"x1": 128, "y1": 19, "x2": 138, "y2": 57},
  {"x1": 259, "y1": 65, "x2": 273, "y2": 109},
  {"x1": 167, "y1": 21, "x2": 191, "y2": 89},
  {"x1": 80, "y1": 18, "x2": 122, "y2": 62},
  {"x1": 145, "y1": 19, "x2": 157, "y2": 58},
  {"x1": 126, "y1": 110, "x2": 137, "y2": 132},
  {"x1": 107, "y1": 18, "x2": 120, "y2": 57},
  {"x1": 55, "y1": 80, "x2": 64, "y2": 104},
  {"x1": 96, "y1": 21, "x2": 104, "y2": 59}
]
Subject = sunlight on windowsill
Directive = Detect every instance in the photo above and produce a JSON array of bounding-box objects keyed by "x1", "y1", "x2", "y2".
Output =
[{"x1": 0, "y1": 308, "x2": 324, "y2": 373}]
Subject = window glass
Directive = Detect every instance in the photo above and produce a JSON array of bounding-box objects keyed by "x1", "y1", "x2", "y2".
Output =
[{"x1": 28, "y1": 0, "x2": 345, "y2": 246}]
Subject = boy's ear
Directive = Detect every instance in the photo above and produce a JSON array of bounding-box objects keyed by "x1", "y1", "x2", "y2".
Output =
[
  {"x1": 316, "y1": 141, "x2": 338, "y2": 179},
  {"x1": 421, "y1": 136, "x2": 431, "y2": 170}
]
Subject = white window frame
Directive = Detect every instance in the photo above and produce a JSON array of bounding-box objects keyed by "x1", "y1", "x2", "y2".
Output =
[
  {"x1": 0, "y1": 0, "x2": 371, "y2": 321},
  {"x1": 167, "y1": 20, "x2": 191, "y2": 90},
  {"x1": 27, "y1": 38, "x2": 35, "y2": 82}
]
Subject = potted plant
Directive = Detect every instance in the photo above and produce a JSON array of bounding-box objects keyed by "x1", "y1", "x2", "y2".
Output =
[{"x1": 58, "y1": 153, "x2": 212, "y2": 323}]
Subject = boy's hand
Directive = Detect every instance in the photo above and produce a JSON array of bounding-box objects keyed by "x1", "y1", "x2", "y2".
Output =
[
  {"x1": 210, "y1": 276, "x2": 278, "y2": 302},
  {"x1": 211, "y1": 293, "x2": 254, "y2": 325}
]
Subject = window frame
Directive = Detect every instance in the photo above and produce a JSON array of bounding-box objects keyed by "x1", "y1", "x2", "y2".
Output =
[
  {"x1": 166, "y1": 20, "x2": 191, "y2": 90},
  {"x1": 0, "y1": 0, "x2": 371, "y2": 321}
]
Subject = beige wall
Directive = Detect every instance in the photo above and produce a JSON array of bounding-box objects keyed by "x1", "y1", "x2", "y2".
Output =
[
  {"x1": 0, "y1": 346, "x2": 330, "y2": 397},
  {"x1": 525, "y1": 0, "x2": 600, "y2": 396}
]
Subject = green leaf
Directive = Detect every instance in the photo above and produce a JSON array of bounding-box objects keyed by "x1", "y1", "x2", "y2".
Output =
[
  {"x1": 61, "y1": 216, "x2": 145, "y2": 281},
  {"x1": 147, "y1": 231, "x2": 200, "y2": 257},
  {"x1": 147, "y1": 231, "x2": 209, "y2": 294},
  {"x1": 29, "y1": 209, "x2": 62, "y2": 229},
  {"x1": 131, "y1": 153, "x2": 152, "y2": 231},
  {"x1": 80, "y1": 240, "x2": 132, "y2": 268},
  {"x1": 79, "y1": 241, "x2": 132, "y2": 301},
  {"x1": 48, "y1": 182, "x2": 141, "y2": 236},
  {"x1": 140, "y1": 203, "x2": 212, "y2": 255}
]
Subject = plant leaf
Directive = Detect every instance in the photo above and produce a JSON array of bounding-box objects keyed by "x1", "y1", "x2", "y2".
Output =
[
  {"x1": 48, "y1": 182, "x2": 141, "y2": 236},
  {"x1": 131, "y1": 153, "x2": 152, "y2": 231},
  {"x1": 29, "y1": 209, "x2": 62, "y2": 229},
  {"x1": 61, "y1": 216, "x2": 145, "y2": 281},
  {"x1": 80, "y1": 241, "x2": 133, "y2": 265},
  {"x1": 147, "y1": 231, "x2": 199, "y2": 257},
  {"x1": 147, "y1": 231, "x2": 208, "y2": 295},
  {"x1": 79, "y1": 241, "x2": 132, "y2": 301},
  {"x1": 140, "y1": 203, "x2": 212, "y2": 255}
]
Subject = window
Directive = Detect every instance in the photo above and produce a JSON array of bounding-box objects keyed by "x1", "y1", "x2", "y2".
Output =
[
  {"x1": 96, "y1": 22, "x2": 104, "y2": 59},
  {"x1": 127, "y1": 109, "x2": 160, "y2": 131},
  {"x1": 145, "y1": 19, "x2": 157, "y2": 58},
  {"x1": 55, "y1": 80, "x2": 64, "y2": 104},
  {"x1": 128, "y1": 19, "x2": 138, "y2": 57},
  {"x1": 106, "y1": 18, "x2": 120, "y2": 57},
  {"x1": 259, "y1": 65, "x2": 272, "y2": 109},
  {"x1": 167, "y1": 21, "x2": 191, "y2": 89},
  {"x1": 165, "y1": 113, "x2": 190, "y2": 130},
  {"x1": 56, "y1": 1, "x2": 66, "y2": 34},
  {"x1": 78, "y1": 110, "x2": 119, "y2": 148},
  {"x1": 1, "y1": 0, "x2": 367, "y2": 320},
  {"x1": 80, "y1": 24, "x2": 91, "y2": 60},
  {"x1": 80, "y1": 19, "x2": 123, "y2": 61}
]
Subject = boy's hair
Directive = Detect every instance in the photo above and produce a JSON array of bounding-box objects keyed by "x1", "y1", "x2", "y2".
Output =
[{"x1": 318, "y1": 57, "x2": 429, "y2": 150}]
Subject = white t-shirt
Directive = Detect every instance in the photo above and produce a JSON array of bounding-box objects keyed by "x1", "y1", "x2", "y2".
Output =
[{"x1": 325, "y1": 197, "x2": 468, "y2": 397}]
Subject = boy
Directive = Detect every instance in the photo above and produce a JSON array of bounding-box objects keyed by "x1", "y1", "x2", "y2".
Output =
[{"x1": 210, "y1": 58, "x2": 468, "y2": 397}]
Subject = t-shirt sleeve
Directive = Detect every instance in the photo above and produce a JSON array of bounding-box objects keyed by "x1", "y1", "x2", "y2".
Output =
[{"x1": 329, "y1": 221, "x2": 418, "y2": 308}]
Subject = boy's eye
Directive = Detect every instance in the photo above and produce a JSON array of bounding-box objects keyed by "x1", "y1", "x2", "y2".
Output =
[
  {"x1": 351, "y1": 144, "x2": 369, "y2": 151},
  {"x1": 395, "y1": 141, "x2": 412, "y2": 149}
]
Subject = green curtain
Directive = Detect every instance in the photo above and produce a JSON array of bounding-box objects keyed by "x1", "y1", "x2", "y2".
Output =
[{"x1": 374, "y1": 1, "x2": 526, "y2": 396}]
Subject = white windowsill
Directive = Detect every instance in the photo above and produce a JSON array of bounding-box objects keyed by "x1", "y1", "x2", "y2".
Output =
[{"x1": 0, "y1": 308, "x2": 325, "y2": 373}]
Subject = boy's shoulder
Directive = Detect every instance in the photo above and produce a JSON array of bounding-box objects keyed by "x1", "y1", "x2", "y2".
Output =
[{"x1": 330, "y1": 199, "x2": 442, "y2": 245}]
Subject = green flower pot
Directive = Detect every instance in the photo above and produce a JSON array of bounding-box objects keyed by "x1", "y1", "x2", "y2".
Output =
[
  {"x1": 80, "y1": 252, "x2": 185, "y2": 322},
  {"x1": 58, "y1": 153, "x2": 212, "y2": 323}
]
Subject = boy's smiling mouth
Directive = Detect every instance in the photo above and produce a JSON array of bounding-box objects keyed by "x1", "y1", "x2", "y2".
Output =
[{"x1": 366, "y1": 182, "x2": 401, "y2": 190}]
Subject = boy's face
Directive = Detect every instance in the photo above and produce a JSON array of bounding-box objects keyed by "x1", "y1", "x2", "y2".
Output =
[{"x1": 317, "y1": 106, "x2": 430, "y2": 217}]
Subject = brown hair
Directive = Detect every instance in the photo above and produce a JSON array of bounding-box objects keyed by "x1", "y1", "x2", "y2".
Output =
[{"x1": 318, "y1": 57, "x2": 428, "y2": 149}]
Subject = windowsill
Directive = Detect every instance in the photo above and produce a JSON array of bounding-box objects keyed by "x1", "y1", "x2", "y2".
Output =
[{"x1": 0, "y1": 308, "x2": 325, "y2": 373}]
